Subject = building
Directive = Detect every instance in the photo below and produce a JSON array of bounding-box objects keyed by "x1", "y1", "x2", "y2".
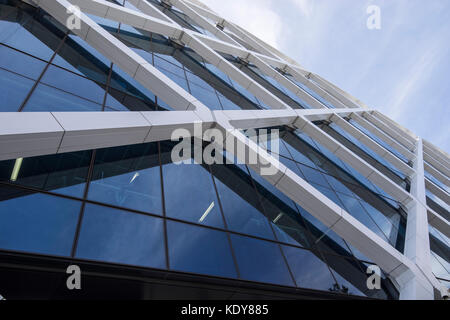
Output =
[{"x1": 0, "y1": 0, "x2": 448, "y2": 300}]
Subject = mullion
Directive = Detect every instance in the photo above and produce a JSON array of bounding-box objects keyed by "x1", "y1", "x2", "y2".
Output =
[
  {"x1": 101, "y1": 62, "x2": 114, "y2": 111},
  {"x1": 0, "y1": 179, "x2": 375, "y2": 263},
  {"x1": 18, "y1": 32, "x2": 69, "y2": 112},
  {"x1": 70, "y1": 150, "x2": 97, "y2": 258},
  {"x1": 208, "y1": 163, "x2": 242, "y2": 279},
  {"x1": 242, "y1": 165, "x2": 298, "y2": 287},
  {"x1": 158, "y1": 141, "x2": 170, "y2": 270}
]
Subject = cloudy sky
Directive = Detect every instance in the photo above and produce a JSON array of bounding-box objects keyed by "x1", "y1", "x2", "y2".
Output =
[{"x1": 202, "y1": 0, "x2": 450, "y2": 153}]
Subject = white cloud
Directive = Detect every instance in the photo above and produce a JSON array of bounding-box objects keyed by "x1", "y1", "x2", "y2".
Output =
[
  {"x1": 290, "y1": 0, "x2": 315, "y2": 17},
  {"x1": 387, "y1": 36, "x2": 444, "y2": 120},
  {"x1": 201, "y1": 0, "x2": 283, "y2": 48}
]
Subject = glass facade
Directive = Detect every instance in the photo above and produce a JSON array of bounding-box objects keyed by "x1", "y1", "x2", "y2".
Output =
[
  {"x1": 0, "y1": 138, "x2": 399, "y2": 299},
  {"x1": 1, "y1": 0, "x2": 448, "y2": 301},
  {"x1": 0, "y1": 0, "x2": 268, "y2": 112},
  {"x1": 245, "y1": 126, "x2": 407, "y2": 252}
]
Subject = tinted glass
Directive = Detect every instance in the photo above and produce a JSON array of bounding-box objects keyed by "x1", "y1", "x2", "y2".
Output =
[
  {"x1": 88, "y1": 143, "x2": 163, "y2": 215},
  {"x1": 0, "y1": 185, "x2": 80, "y2": 256},
  {"x1": 167, "y1": 221, "x2": 238, "y2": 278},
  {"x1": 0, "y1": 151, "x2": 91, "y2": 198},
  {"x1": 282, "y1": 245, "x2": 336, "y2": 291},
  {"x1": 231, "y1": 234, "x2": 295, "y2": 286},
  {"x1": 163, "y1": 162, "x2": 224, "y2": 228},
  {"x1": 76, "y1": 204, "x2": 166, "y2": 268}
]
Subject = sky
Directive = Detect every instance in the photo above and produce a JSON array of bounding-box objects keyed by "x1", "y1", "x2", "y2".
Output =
[{"x1": 202, "y1": 0, "x2": 450, "y2": 154}]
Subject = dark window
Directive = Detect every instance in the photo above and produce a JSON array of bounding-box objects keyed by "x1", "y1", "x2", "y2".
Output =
[
  {"x1": 282, "y1": 246, "x2": 336, "y2": 291},
  {"x1": 0, "y1": 150, "x2": 91, "y2": 198},
  {"x1": 76, "y1": 204, "x2": 166, "y2": 268},
  {"x1": 231, "y1": 234, "x2": 295, "y2": 286},
  {"x1": 167, "y1": 221, "x2": 238, "y2": 278},
  {"x1": 88, "y1": 143, "x2": 163, "y2": 215},
  {"x1": 0, "y1": 185, "x2": 80, "y2": 256}
]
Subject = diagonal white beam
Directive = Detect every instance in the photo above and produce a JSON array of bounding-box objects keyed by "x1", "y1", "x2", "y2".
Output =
[
  {"x1": 425, "y1": 179, "x2": 450, "y2": 206},
  {"x1": 284, "y1": 66, "x2": 351, "y2": 110},
  {"x1": 350, "y1": 113, "x2": 416, "y2": 161},
  {"x1": 423, "y1": 140, "x2": 450, "y2": 170},
  {"x1": 424, "y1": 161, "x2": 450, "y2": 188},
  {"x1": 247, "y1": 54, "x2": 329, "y2": 110},
  {"x1": 215, "y1": 123, "x2": 431, "y2": 293},
  {"x1": 294, "y1": 115, "x2": 415, "y2": 208},
  {"x1": 363, "y1": 112, "x2": 416, "y2": 152},
  {"x1": 372, "y1": 110, "x2": 418, "y2": 143},
  {"x1": 308, "y1": 73, "x2": 362, "y2": 109},
  {"x1": 170, "y1": 0, "x2": 242, "y2": 46},
  {"x1": 329, "y1": 114, "x2": 415, "y2": 178},
  {"x1": 424, "y1": 151, "x2": 450, "y2": 178}
]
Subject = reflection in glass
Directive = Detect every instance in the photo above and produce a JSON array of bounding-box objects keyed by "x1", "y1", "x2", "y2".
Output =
[
  {"x1": 282, "y1": 246, "x2": 336, "y2": 291},
  {"x1": 24, "y1": 83, "x2": 103, "y2": 112},
  {"x1": 212, "y1": 164, "x2": 274, "y2": 240},
  {"x1": 0, "y1": 150, "x2": 91, "y2": 198},
  {"x1": 0, "y1": 185, "x2": 80, "y2": 256},
  {"x1": 0, "y1": 45, "x2": 46, "y2": 79},
  {"x1": 231, "y1": 234, "x2": 294, "y2": 286},
  {"x1": 0, "y1": 68, "x2": 35, "y2": 111},
  {"x1": 88, "y1": 143, "x2": 163, "y2": 215},
  {"x1": 76, "y1": 204, "x2": 166, "y2": 268},
  {"x1": 167, "y1": 221, "x2": 238, "y2": 278},
  {"x1": 163, "y1": 161, "x2": 223, "y2": 228}
]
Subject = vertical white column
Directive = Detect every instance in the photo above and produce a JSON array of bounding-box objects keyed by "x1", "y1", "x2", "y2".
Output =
[{"x1": 400, "y1": 138, "x2": 435, "y2": 300}]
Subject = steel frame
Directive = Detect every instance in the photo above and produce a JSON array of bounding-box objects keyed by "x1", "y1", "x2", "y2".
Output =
[{"x1": 1, "y1": 0, "x2": 449, "y2": 299}]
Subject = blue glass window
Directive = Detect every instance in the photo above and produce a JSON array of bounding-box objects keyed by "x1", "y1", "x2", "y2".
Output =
[
  {"x1": 0, "y1": 185, "x2": 80, "y2": 256},
  {"x1": 0, "y1": 68, "x2": 34, "y2": 111},
  {"x1": 0, "y1": 150, "x2": 91, "y2": 198},
  {"x1": 167, "y1": 221, "x2": 238, "y2": 278},
  {"x1": 163, "y1": 161, "x2": 223, "y2": 228},
  {"x1": 0, "y1": 12, "x2": 55, "y2": 61},
  {"x1": 24, "y1": 83, "x2": 103, "y2": 112},
  {"x1": 0, "y1": 45, "x2": 46, "y2": 79},
  {"x1": 88, "y1": 143, "x2": 163, "y2": 215},
  {"x1": 324, "y1": 254, "x2": 366, "y2": 297},
  {"x1": 40, "y1": 65, "x2": 107, "y2": 104},
  {"x1": 213, "y1": 171, "x2": 275, "y2": 240},
  {"x1": 282, "y1": 246, "x2": 336, "y2": 291},
  {"x1": 231, "y1": 234, "x2": 295, "y2": 286},
  {"x1": 76, "y1": 204, "x2": 166, "y2": 268}
]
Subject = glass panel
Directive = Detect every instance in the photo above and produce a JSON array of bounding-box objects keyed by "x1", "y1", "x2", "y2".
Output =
[
  {"x1": 324, "y1": 254, "x2": 366, "y2": 297},
  {"x1": 53, "y1": 34, "x2": 111, "y2": 82},
  {"x1": 231, "y1": 234, "x2": 295, "y2": 286},
  {"x1": 24, "y1": 83, "x2": 103, "y2": 112},
  {"x1": 0, "y1": 68, "x2": 34, "y2": 111},
  {"x1": 0, "y1": 45, "x2": 46, "y2": 79},
  {"x1": 163, "y1": 161, "x2": 223, "y2": 228},
  {"x1": 40, "y1": 65, "x2": 107, "y2": 104},
  {"x1": 282, "y1": 246, "x2": 336, "y2": 291},
  {"x1": 247, "y1": 166, "x2": 311, "y2": 247},
  {"x1": 0, "y1": 150, "x2": 91, "y2": 198},
  {"x1": 213, "y1": 166, "x2": 275, "y2": 240},
  {"x1": 76, "y1": 204, "x2": 166, "y2": 268},
  {"x1": 0, "y1": 8, "x2": 56, "y2": 61},
  {"x1": 167, "y1": 221, "x2": 238, "y2": 278},
  {"x1": 0, "y1": 185, "x2": 80, "y2": 256},
  {"x1": 88, "y1": 143, "x2": 163, "y2": 215},
  {"x1": 188, "y1": 82, "x2": 222, "y2": 110}
]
